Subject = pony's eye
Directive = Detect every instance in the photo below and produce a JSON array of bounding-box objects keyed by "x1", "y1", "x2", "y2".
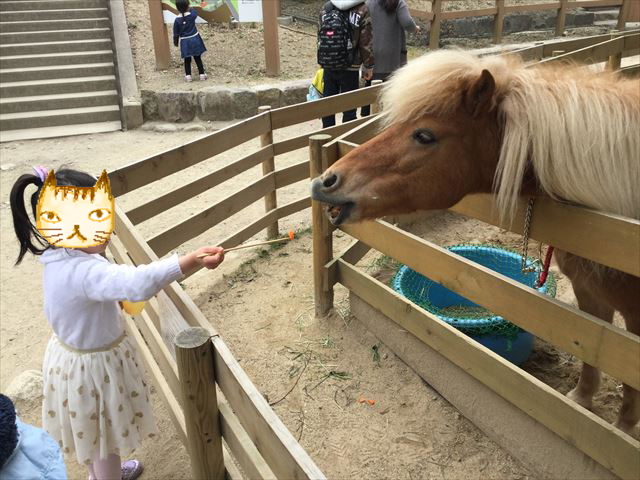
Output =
[
  {"x1": 412, "y1": 129, "x2": 436, "y2": 145},
  {"x1": 88, "y1": 208, "x2": 111, "y2": 221},
  {"x1": 40, "y1": 211, "x2": 61, "y2": 223}
]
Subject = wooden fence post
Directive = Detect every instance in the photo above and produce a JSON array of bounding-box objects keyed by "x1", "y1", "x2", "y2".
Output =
[
  {"x1": 309, "y1": 134, "x2": 334, "y2": 316},
  {"x1": 555, "y1": 0, "x2": 568, "y2": 37},
  {"x1": 493, "y1": 0, "x2": 505, "y2": 44},
  {"x1": 429, "y1": 0, "x2": 442, "y2": 50},
  {"x1": 148, "y1": 0, "x2": 170, "y2": 70},
  {"x1": 259, "y1": 106, "x2": 278, "y2": 239},
  {"x1": 371, "y1": 79, "x2": 383, "y2": 114},
  {"x1": 175, "y1": 327, "x2": 224, "y2": 480},
  {"x1": 607, "y1": 31, "x2": 623, "y2": 70},
  {"x1": 262, "y1": 0, "x2": 281, "y2": 76},
  {"x1": 617, "y1": 0, "x2": 630, "y2": 31}
]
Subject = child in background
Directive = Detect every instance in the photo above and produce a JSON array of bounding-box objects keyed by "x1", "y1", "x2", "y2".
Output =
[
  {"x1": 10, "y1": 167, "x2": 225, "y2": 480},
  {"x1": 173, "y1": 0, "x2": 208, "y2": 82}
]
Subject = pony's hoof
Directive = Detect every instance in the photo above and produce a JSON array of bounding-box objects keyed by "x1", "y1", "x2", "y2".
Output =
[{"x1": 567, "y1": 388, "x2": 593, "y2": 410}]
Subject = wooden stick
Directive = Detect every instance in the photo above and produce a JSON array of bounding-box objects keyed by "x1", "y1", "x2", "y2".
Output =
[{"x1": 196, "y1": 237, "x2": 291, "y2": 258}]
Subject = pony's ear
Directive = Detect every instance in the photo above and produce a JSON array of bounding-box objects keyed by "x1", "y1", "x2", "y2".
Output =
[{"x1": 464, "y1": 69, "x2": 496, "y2": 116}]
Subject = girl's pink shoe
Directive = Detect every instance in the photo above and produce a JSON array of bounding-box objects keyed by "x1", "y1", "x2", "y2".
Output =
[
  {"x1": 184, "y1": 75, "x2": 192, "y2": 83},
  {"x1": 199, "y1": 73, "x2": 207, "y2": 81},
  {"x1": 122, "y1": 459, "x2": 144, "y2": 480}
]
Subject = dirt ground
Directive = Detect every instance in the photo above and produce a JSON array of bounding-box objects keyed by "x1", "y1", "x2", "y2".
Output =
[{"x1": 126, "y1": 0, "x2": 611, "y2": 91}]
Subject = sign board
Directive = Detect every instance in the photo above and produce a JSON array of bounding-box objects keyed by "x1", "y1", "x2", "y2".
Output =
[{"x1": 161, "y1": 0, "x2": 263, "y2": 23}]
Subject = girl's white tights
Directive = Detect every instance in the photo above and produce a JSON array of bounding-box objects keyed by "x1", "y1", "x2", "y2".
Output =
[{"x1": 88, "y1": 453, "x2": 121, "y2": 480}]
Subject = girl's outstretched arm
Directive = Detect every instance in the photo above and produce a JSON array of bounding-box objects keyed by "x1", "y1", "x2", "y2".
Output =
[{"x1": 78, "y1": 247, "x2": 224, "y2": 302}]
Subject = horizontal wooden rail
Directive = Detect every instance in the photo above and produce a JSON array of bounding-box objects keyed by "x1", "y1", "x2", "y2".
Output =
[
  {"x1": 450, "y1": 194, "x2": 640, "y2": 277},
  {"x1": 567, "y1": 0, "x2": 623, "y2": 7},
  {"x1": 182, "y1": 196, "x2": 311, "y2": 280},
  {"x1": 270, "y1": 84, "x2": 382, "y2": 129},
  {"x1": 330, "y1": 115, "x2": 383, "y2": 146},
  {"x1": 272, "y1": 117, "x2": 370, "y2": 156},
  {"x1": 504, "y1": 2, "x2": 560, "y2": 13},
  {"x1": 212, "y1": 336, "x2": 326, "y2": 480},
  {"x1": 275, "y1": 160, "x2": 309, "y2": 189},
  {"x1": 127, "y1": 145, "x2": 273, "y2": 225},
  {"x1": 335, "y1": 260, "x2": 640, "y2": 480},
  {"x1": 340, "y1": 220, "x2": 640, "y2": 390},
  {"x1": 441, "y1": 7, "x2": 497, "y2": 20},
  {"x1": 149, "y1": 174, "x2": 276, "y2": 257},
  {"x1": 538, "y1": 33, "x2": 639, "y2": 65},
  {"x1": 108, "y1": 112, "x2": 270, "y2": 197}
]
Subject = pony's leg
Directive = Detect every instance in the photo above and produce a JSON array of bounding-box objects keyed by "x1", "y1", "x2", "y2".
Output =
[
  {"x1": 617, "y1": 311, "x2": 640, "y2": 433},
  {"x1": 566, "y1": 284, "x2": 614, "y2": 410}
]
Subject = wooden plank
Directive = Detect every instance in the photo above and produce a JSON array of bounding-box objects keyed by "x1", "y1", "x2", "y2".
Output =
[
  {"x1": 450, "y1": 194, "x2": 640, "y2": 277},
  {"x1": 311, "y1": 135, "x2": 335, "y2": 315},
  {"x1": 429, "y1": 0, "x2": 443, "y2": 50},
  {"x1": 619, "y1": 63, "x2": 640, "y2": 76},
  {"x1": 212, "y1": 336, "x2": 326, "y2": 480},
  {"x1": 441, "y1": 7, "x2": 496, "y2": 20},
  {"x1": 126, "y1": 146, "x2": 273, "y2": 225},
  {"x1": 274, "y1": 161, "x2": 309, "y2": 189},
  {"x1": 494, "y1": 0, "x2": 505, "y2": 43},
  {"x1": 272, "y1": 117, "x2": 370, "y2": 156},
  {"x1": 181, "y1": 196, "x2": 311, "y2": 280},
  {"x1": 175, "y1": 328, "x2": 225, "y2": 480},
  {"x1": 336, "y1": 261, "x2": 640, "y2": 480},
  {"x1": 333, "y1": 114, "x2": 383, "y2": 146},
  {"x1": 567, "y1": 0, "x2": 622, "y2": 8},
  {"x1": 148, "y1": 175, "x2": 276, "y2": 257},
  {"x1": 541, "y1": 30, "x2": 638, "y2": 57},
  {"x1": 262, "y1": 0, "x2": 281, "y2": 76},
  {"x1": 538, "y1": 35, "x2": 626, "y2": 65},
  {"x1": 108, "y1": 113, "x2": 270, "y2": 197},
  {"x1": 340, "y1": 220, "x2": 640, "y2": 390},
  {"x1": 337, "y1": 140, "x2": 359, "y2": 157},
  {"x1": 259, "y1": 106, "x2": 278, "y2": 239},
  {"x1": 270, "y1": 84, "x2": 382, "y2": 129},
  {"x1": 624, "y1": 31, "x2": 640, "y2": 50},
  {"x1": 556, "y1": 0, "x2": 569, "y2": 36},
  {"x1": 148, "y1": 0, "x2": 170, "y2": 69},
  {"x1": 218, "y1": 402, "x2": 276, "y2": 480},
  {"x1": 408, "y1": 8, "x2": 434, "y2": 21},
  {"x1": 505, "y1": 2, "x2": 560, "y2": 13}
]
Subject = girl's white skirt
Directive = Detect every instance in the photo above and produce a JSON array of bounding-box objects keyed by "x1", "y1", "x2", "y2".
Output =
[{"x1": 42, "y1": 334, "x2": 158, "y2": 466}]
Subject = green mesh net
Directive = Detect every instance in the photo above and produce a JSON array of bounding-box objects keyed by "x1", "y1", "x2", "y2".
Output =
[{"x1": 391, "y1": 244, "x2": 557, "y2": 340}]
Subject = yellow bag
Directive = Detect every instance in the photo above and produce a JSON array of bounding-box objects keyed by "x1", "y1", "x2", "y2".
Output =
[{"x1": 312, "y1": 68, "x2": 324, "y2": 95}]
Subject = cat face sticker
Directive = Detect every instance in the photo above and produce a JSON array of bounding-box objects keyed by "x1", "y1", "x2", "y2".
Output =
[{"x1": 36, "y1": 170, "x2": 115, "y2": 249}]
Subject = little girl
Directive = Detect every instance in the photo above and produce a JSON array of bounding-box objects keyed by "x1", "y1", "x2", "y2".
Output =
[
  {"x1": 10, "y1": 167, "x2": 225, "y2": 480},
  {"x1": 173, "y1": 0, "x2": 207, "y2": 82}
]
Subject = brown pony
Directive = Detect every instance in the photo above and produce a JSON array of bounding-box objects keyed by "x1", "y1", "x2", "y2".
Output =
[{"x1": 310, "y1": 50, "x2": 640, "y2": 433}]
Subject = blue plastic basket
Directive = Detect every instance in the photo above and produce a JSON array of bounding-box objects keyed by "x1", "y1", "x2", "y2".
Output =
[{"x1": 392, "y1": 245, "x2": 556, "y2": 365}]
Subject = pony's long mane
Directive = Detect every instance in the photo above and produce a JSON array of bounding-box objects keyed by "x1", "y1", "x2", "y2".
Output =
[{"x1": 381, "y1": 50, "x2": 640, "y2": 220}]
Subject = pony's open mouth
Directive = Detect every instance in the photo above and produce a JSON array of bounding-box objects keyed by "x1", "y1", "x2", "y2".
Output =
[{"x1": 325, "y1": 202, "x2": 353, "y2": 225}]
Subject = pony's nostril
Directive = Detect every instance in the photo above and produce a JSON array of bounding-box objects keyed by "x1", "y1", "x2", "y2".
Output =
[{"x1": 323, "y1": 173, "x2": 338, "y2": 189}]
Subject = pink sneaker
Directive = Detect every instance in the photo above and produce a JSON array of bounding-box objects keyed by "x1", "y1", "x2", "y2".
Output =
[
  {"x1": 184, "y1": 75, "x2": 192, "y2": 83},
  {"x1": 199, "y1": 73, "x2": 207, "y2": 81},
  {"x1": 122, "y1": 459, "x2": 144, "y2": 480}
]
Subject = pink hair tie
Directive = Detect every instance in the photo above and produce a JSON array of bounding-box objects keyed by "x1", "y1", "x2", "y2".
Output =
[{"x1": 32, "y1": 166, "x2": 49, "y2": 184}]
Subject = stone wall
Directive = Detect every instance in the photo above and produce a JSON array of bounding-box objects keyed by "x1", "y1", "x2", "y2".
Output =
[{"x1": 141, "y1": 80, "x2": 309, "y2": 123}]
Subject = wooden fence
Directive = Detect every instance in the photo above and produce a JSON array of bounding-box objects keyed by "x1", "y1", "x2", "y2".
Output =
[
  {"x1": 310, "y1": 30, "x2": 639, "y2": 480},
  {"x1": 105, "y1": 84, "x2": 383, "y2": 478},
  {"x1": 103, "y1": 30, "x2": 638, "y2": 479},
  {"x1": 410, "y1": 0, "x2": 633, "y2": 49}
]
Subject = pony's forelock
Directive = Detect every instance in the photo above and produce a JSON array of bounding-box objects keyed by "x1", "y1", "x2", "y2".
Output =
[{"x1": 380, "y1": 50, "x2": 519, "y2": 127}]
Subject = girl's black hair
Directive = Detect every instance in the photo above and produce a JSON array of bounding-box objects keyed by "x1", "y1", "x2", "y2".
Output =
[
  {"x1": 380, "y1": 0, "x2": 399, "y2": 14},
  {"x1": 176, "y1": 0, "x2": 189, "y2": 17},
  {"x1": 10, "y1": 168, "x2": 97, "y2": 265}
]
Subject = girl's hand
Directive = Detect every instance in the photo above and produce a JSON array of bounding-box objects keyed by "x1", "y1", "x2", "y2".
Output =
[
  {"x1": 179, "y1": 247, "x2": 225, "y2": 275},
  {"x1": 195, "y1": 246, "x2": 225, "y2": 269}
]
